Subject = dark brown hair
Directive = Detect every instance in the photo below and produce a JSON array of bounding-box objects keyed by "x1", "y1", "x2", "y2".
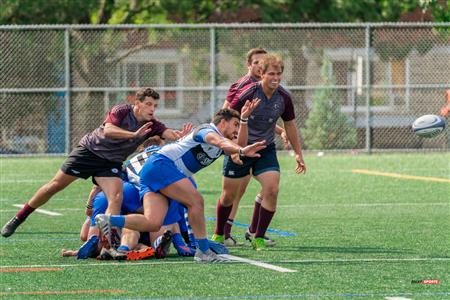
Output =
[
  {"x1": 213, "y1": 108, "x2": 240, "y2": 125},
  {"x1": 246, "y1": 48, "x2": 267, "y2": 64},
  {"x1": 136, "y1": 87, "x2": 160, "y2": 101}
]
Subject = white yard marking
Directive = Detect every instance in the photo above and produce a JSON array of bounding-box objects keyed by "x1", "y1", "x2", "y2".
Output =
[
  {"x1": 13, "y1": 204, "x2": 62, "y2": 216},
  {"x1": 221, "y1": 254, "x2": 297, "y2": 273},
  {"x1": 385, "y1": 297, "x2": 412, "y2": 300},
  {"x1": 279, "y1": 257, "x2": 450, "y2": 263},
  {"x1": 1, "y1": 257, "x2": 448, "y2": 270}
]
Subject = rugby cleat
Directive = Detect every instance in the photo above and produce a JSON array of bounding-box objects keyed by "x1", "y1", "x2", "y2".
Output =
[
  {"x1": 224, "y1": 236, "x2": 244, "y2": 247},
  {"x1": 126, "y1": 247, "x2": 155, "y2": 260},
  {"x1": 194, "y1": 249, "x2": 230, "y2": 263},
  {"x1": 1, "y1": 216, "x2": 22, "y2": 238},
  {"x1": 174, "y1": 245, "x2": 196, "y2": 257},
  {"x1": 94, "y1": 214, "x2": 113, "y2": 249},
  {"x1": 251, "y1": 237, "x2": 266, "y2": 251},
  {"x1": 97, "y1": 247, "x2": 127, "y2": 260},
  {"x1": 245, "y1": 230, "x2": 276, "y2": 247},
  {"x1": 208, "y1": 240, "x2": 229, "y2": 254},
  {"x1": 210, "y1": 233, "x2": 224, "y2": 244},
  {"x1": 154, "y1": 230, "x2": 172, "y2": 259}
]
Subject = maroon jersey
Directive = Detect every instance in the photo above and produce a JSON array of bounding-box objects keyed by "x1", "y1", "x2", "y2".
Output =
[
  {"x1": 230, "y1": 82, "x2": 295, "y2": 144},
  {"x1": 225, "y1": 74, "x2": 258, "y2": 103},
  {"x1": 79, "y1": 104, "x2": 167, "y2": 163}
]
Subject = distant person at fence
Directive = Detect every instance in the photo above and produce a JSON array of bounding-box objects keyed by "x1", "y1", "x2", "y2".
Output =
[
  {"x1": 1, "y1": 87, "x2": 192, "y2": 238},
  {"x1": 213, "y1": 48, "x2": 289, "y2": 247},
  {"x1": 214, "y1": 53, "x2": 306, "y2": 251}
]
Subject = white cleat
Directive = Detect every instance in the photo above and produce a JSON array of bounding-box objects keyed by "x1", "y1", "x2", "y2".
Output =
[{"x1": 194, "y1": 249, "x2": 230, "y2": 263}]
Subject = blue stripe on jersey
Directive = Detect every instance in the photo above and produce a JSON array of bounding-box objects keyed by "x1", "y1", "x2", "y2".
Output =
[
  {"x1": 180, "y1": 149, "x2": 201, "y2": 173},
  {"x1": 193, "y1": 127, "x2": 214, "y2": 143}
]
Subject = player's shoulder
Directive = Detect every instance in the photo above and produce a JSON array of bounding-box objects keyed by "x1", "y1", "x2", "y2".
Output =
[
  {"x1": 277, "y1": 85, "x2": 292, "y2": 100},
  {"x1": 111, "y1": 103, "x2": 132, "y2": 114},
  {"x1": 238, "y1": 81, "x2": 259, "y2": 99}
]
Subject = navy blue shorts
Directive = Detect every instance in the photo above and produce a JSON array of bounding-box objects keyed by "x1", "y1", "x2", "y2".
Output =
[{"x1": 223, "y1": 143, "x2": 279, "y2": 178}]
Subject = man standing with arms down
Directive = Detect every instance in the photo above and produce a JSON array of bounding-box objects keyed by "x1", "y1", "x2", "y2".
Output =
[
  {"x1": 215, "y1": 54, "x2": 306, "y2": 250},
  {"x1": 1, "y1": 87, "x2": 190, "y2": 238}
]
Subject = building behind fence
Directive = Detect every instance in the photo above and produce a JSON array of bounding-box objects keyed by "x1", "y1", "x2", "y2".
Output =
[{"x1": 1, "y1": 23, "x2": 449, "y2": 155}]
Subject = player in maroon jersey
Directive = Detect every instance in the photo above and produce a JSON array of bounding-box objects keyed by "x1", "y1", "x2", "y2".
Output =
[{"x1": 1, "y1": 87, "x2": 191, "y2": 238}]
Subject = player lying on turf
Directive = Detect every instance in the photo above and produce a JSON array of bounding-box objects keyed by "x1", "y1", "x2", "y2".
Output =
[{"x1": 95, "y1": 104, "x2": 264, "y2": 263}]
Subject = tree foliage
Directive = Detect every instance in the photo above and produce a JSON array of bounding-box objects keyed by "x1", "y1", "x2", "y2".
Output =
[
  {"x1": 1, "y1": 0, "x2": 447, "y2": 25},
  {"x1": 302, "y1": 59, "x2": 357, "y2": 150}
]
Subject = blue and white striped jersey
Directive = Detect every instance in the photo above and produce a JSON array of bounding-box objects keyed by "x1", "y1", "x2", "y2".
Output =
[
  {"x1": 157, "y1": 123, "x2": 224, "y2": 177},
  {"x1": 124, "y1": 145, "x2": 161, "y2": 188}
]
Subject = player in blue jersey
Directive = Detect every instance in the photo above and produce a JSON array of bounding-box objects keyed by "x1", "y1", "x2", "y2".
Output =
[
  {"x1": 95, "y1": 103, "x2": 265, "y2": 263},
  {"x1": 215, "y1": 54, "x2": 307, "y2": 251}
]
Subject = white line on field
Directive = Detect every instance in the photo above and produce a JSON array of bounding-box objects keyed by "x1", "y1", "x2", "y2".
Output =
[
  {"x1": 220, "y1": 254, "x2": 297, "y2": 273},
  {"x1": 1, "y1": 257, "x2": 447, "y2": 270},
  {"x1": 277, "y1": 257, "x2": 450, "y2": 263},
  {"x1": 13, "y1": 204, "x2": 62, "y2": 216}
]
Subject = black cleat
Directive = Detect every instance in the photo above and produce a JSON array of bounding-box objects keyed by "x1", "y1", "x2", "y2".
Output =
[
  {"x1": 155, "y1": 230, "x2": 172, "y2": 259},
  {"x1": 1, "y1": 217, "x2": 22, "y2": 238}
]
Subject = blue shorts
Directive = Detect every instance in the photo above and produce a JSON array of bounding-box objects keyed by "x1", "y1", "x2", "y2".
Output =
[
  {"x1": 223, "y1": 143, "x2": 279, "y2": 178},
  {"x1": 140, "y1": 153, "x2": 186, "y2": 194},
  {"x1": 90, "y1": 181, "x2": 141, "y2": 226},
  {"x1": 163, "y1": 199, "x2": 186, "y2": 225}
]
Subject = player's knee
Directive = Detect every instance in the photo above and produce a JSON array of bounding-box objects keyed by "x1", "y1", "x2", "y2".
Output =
[
  {"x1": 265, "y1": 186, "x2": 279, "y2": 200},
  {"x1": 220, "y1": 189, "x2": 238, "y2": 205}
]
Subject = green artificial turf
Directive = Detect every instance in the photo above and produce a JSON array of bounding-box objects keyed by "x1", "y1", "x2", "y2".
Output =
[{"x1": 0, "y1": 152, "x2": 449, "y2": 299}]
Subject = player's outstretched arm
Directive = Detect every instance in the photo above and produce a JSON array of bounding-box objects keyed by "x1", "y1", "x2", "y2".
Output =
[
  {"x1": 205, "y1": 132, "x2": 266, "y2": 157},
  {"x1": 104, "y1": 122, "x2": 153, "y2": 139},
  {"x1": 162, "y1": 123, "x2": 194, "y2": 140}
]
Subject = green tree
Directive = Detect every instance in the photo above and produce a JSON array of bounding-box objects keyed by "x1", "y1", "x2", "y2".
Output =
[{"x1": 302, "y1": 59, "x2": 357, "y2": 150}]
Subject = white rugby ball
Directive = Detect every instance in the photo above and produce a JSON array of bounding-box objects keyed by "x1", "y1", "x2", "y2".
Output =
[{"x1": 412, "y1": 114, "x2": 446, "y2": 138}]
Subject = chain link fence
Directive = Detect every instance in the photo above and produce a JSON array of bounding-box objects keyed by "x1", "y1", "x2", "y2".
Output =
[{"x1": 1, "y1": 23, "x2": 449, "y2": 155}]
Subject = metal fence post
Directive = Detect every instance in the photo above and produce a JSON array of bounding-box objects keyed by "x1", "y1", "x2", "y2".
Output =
[
  {"x1": 210, "y1": 27, "x2": 217, "y2": 120},
  {"x1": 64, "y1": 28, "x2": 71, "y2": 154},
  {"x1": 365, "y1": 25, "x2": 372, "y2": 153}
]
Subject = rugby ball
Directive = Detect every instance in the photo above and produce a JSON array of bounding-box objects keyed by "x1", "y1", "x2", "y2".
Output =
[{"x1": 412, "y1": 114, "x2": 446, "y2": 138}]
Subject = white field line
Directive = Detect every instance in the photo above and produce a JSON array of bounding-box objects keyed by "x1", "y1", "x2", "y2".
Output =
[
  {"x1": 1, "y1": 257, "x2": 448, "y2": 270},
  {"x1": 221, "y1": 254, "x2": 297, "y2": 273},
  {"x1": 277, "y1": 257, "x2": 450, "y2": 263},
  {"x1": 12, "y1": 204, "x2": 62, "y2": 216}
]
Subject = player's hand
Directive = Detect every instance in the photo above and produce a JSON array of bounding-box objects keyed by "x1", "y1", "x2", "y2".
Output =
[
  {"x1": 134, "y1": 122, "x2": 153, "y2": 138},
  {"x1": 240, "y1": 98, "x2": 261, "y2": 120},
  {"x1": 85, "y1": 207, "x2": 93, "y2": 217},
  {"x1": 231, "y1": 153, "x2": 243, "y2": 165},
  {"x1": 241, "y1": 140, "x2": 266, "y2": 158},
  {"x1": 173, "y1": 123, "x2": 193, "y2": 139},
  {"x1": 295, "y1": 154, "x2": 306, "y2": 174}
]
